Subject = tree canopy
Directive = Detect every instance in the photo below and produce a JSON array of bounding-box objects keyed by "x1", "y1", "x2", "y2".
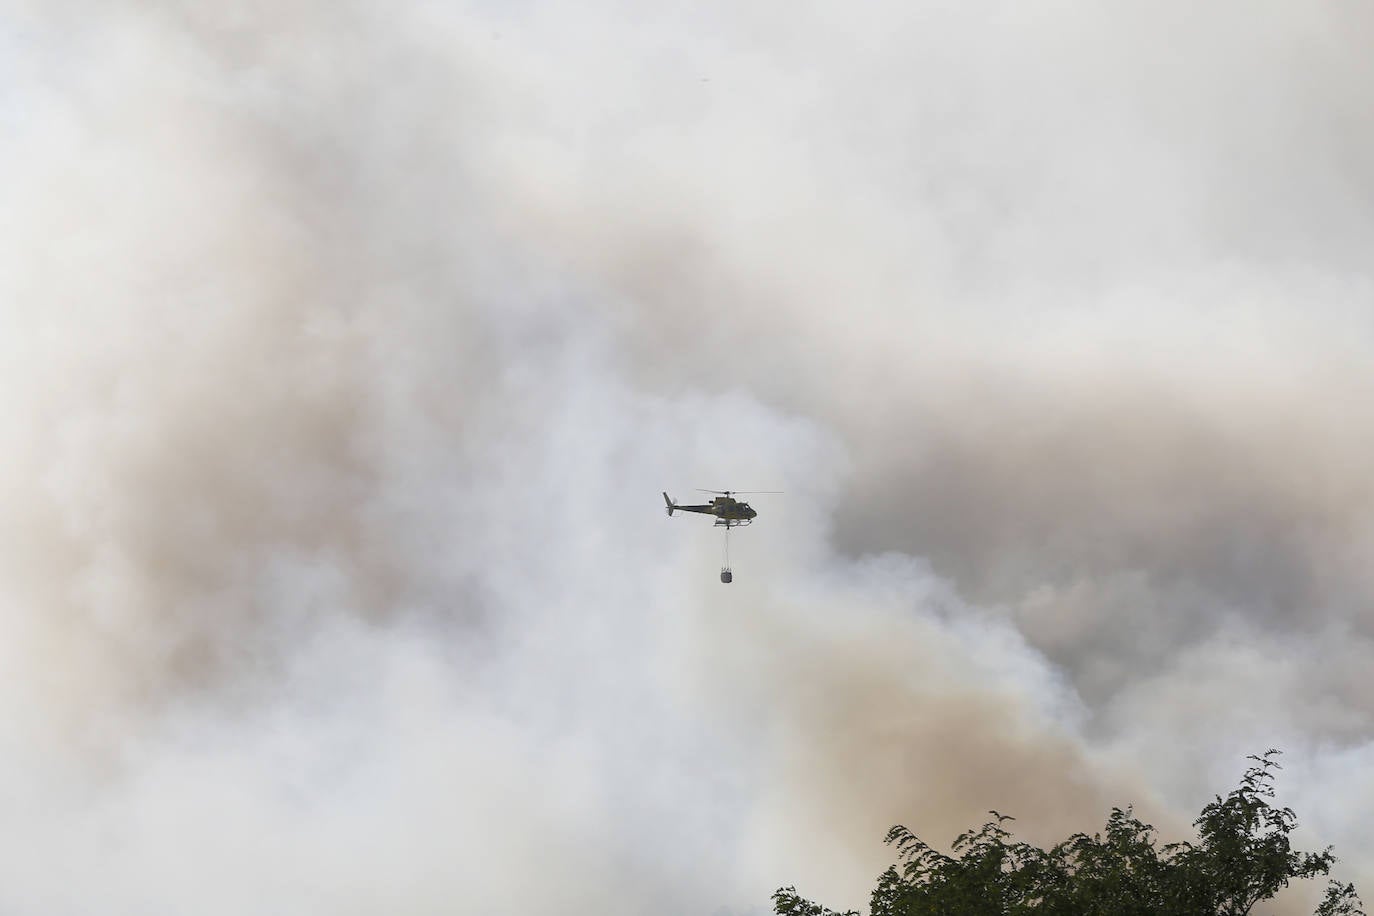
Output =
[{"x1": 774, "y1": 751, "x2": 1363, "y2": 916}]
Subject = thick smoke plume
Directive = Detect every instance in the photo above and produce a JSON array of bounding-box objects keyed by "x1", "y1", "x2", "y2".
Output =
[{"x1": 2, "y1": 2, "x2": 1372, "y2": 913}]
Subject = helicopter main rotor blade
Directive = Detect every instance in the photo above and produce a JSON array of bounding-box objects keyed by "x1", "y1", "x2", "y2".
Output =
[{"x1": 694, "y1": 489, "x2": 783, "y2": 494}]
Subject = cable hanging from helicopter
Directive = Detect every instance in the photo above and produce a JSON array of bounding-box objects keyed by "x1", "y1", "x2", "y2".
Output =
[{"x1": 722, "y1": 526, "x2": 731, "y2": 584}]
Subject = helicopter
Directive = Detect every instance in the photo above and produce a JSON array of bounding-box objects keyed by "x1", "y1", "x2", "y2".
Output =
[
  {"x1": 663, "y1": 489, "x2": 781, "y2": 583},
  {"x1": 661, "y1": 490, "x2": 770, "y2": 526}
]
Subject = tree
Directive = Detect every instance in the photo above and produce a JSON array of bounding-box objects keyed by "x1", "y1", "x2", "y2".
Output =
[{"x1": 774, "y1": 751, "x2": 1363, "y2": 916}]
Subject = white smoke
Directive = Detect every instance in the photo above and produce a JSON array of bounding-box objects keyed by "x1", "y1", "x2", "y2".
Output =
[{"x1": 1, "y1": 1, "x2": 1372, "y2": 913}]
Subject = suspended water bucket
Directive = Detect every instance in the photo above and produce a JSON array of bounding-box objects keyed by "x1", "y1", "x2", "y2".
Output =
[{"x1": 720, "y1": 567, "x2": 733, "y2": 584}]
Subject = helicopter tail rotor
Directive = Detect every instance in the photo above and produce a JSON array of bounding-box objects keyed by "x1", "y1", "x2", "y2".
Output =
[{"x1": 663, "y1": 492, "x2": 676, "y2": 517}]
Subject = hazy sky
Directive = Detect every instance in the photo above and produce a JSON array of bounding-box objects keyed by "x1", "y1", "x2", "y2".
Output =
[{"x1": 2, "y1": 2, "x2": 1373, "y2": 913}]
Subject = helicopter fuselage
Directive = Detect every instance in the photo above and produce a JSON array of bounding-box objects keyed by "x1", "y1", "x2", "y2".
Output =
[{"x1": 664, "y1": 492, "x2": 757, "y2": 526}]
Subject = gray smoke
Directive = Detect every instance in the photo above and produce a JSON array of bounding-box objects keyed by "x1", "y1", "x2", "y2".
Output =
[{"x1": 2, "y1": 1, "x2": 1372, "y2": 913}]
